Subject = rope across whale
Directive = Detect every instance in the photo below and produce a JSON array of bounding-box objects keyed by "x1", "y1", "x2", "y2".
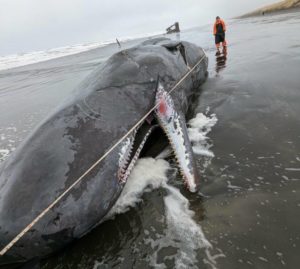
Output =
[{"x1": 0, "y1": 49, "x2": 207, "y2": 256}]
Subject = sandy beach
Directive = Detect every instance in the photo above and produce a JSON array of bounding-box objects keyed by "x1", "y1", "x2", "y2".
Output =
[
  {"x1": 238, "y1": 0, "x2": 300, "y2": 18},
  {"x1": 0, "y1": 7, "x2": 300, "y2": 269}
]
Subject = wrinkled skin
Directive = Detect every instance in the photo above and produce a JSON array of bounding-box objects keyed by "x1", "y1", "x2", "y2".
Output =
[{"x1": 0, "y1": 38, "x2": 208, "y2": 265}]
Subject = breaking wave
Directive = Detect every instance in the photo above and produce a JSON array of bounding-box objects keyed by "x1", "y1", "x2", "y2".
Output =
[{"x1": 0, "y1": 32, "x2": 163, "y2": 72}]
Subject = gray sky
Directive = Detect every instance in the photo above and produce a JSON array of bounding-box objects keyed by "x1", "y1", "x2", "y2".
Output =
[{"x1": 0, "y1": 0, "x2": 277, "y2": 56}]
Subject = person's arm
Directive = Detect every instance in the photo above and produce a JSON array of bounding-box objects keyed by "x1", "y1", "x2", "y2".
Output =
[{"x1": 213, "y1": 23, "x2": 217, "y2": 35}]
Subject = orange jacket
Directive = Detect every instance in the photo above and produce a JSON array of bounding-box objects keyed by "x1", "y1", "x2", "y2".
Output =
[{"x1": 213, "y1": 19, "x2": 226, "y2": 35}]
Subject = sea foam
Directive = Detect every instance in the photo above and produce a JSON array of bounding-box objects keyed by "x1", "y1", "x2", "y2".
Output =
[
  {"x1": 0, "y1": 31, "x2": 163, "y2": 71},
  {"x1": 106, "y1": 112, "x2": 222, "y2": 268}
]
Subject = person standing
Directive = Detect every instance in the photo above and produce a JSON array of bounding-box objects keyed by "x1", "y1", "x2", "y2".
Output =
[{"x1": 213, "y1": 16, "x2": 227, "y2": 52}]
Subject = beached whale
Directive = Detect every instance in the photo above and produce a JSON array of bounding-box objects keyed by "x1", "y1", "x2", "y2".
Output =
[{"x1": 0, "y1": 38, "x2": 208, "y2": 265}]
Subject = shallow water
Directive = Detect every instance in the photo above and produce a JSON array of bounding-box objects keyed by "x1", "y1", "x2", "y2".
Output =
[{"x1": 0, "y1": 11, "x2": 300, "y2": 269}]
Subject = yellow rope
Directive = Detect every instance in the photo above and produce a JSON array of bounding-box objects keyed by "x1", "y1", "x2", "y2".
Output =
[{"x1": 0, "y1": 51, "x2": 206, "y2": 256}]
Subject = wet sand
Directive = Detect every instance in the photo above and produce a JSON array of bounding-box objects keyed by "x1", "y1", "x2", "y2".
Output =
[
  {"x1": 190, "y1": 10, "x2": 300, "y2": 268},
  {"x1": 0, "y1": 10, "x2": 300, "y2": 269}
]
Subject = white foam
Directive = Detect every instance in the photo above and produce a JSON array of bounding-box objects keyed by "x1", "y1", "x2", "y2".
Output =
[
  {"x1": 0, "y1": 41, "x2": 111, "y2": 71},
  {"x1": 143, "y1": 175, "x2": 223, "y2": 269},
  {"x1": 0, "y1": 31, "x2": 164, "y2": 72},
  {"x1": 103, "y1": 111, "x2": 220, "y2": 267},
  {"x1": 109, "y1": 112, "x2": 219, "y2": 219},
  {"x1": 192, "y1": 147, "x2": 215, "y2": 158},
  {"x1": 108, "y1": 158, "x2": 170, "y2": 216},
  {"x1": 285, "y1": 168, "x2": 300, "y2": 171},
  {"x1": 106, "y1": 156, "x2": 223, "y2": 268},
  {"x1": 162, "y1": 184, "x2": 214, "y2": 268},
  {"x1": 188, "y1": 113, "x2": 218, "y2": 131},
  {"x1": 0, "y1": 149, "x2": 10, "y2": 162},
  {"x1": 188, "y1": 113, "x2": 218, "y2": 158},
  {"x1": 227, "y1": 180, "x2": 242, "y2": 190},
  {"x1": 0, "y1": 126, "x2": 19, "y2": 163}
]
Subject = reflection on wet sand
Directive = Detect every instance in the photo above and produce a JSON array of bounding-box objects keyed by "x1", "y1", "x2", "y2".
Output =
[
  {"x1": 2, "y1": 10, "x2": 300, "y2": 268},
  {"x1": 215, "y1": 47, "x2": 227, "y2": 75}
]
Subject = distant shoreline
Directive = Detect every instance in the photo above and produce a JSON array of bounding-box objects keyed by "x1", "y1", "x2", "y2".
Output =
[{"x1": 237, "y1": 0, "x2": 300, "y2": 18}]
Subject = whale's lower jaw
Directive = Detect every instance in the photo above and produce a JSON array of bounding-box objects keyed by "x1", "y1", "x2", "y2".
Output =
[
  {"x1": 154, "y1": 81, "x2": 200, "y2": 192},
  {"x1": 118, "y1": 80, "x2": 200, "y2": 192}
]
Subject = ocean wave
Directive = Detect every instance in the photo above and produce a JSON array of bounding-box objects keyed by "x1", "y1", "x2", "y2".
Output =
[
  {"x1": 0, "y1": 31, "x2": 164, "y2": 72},
  {"x1": 0, "y1": 42, "x2": 112, "y2": 72}
]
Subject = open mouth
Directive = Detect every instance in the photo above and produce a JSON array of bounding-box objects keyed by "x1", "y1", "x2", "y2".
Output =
[
  {"x1": 117, "y1": 114, "x2": 199, "y2": 192},
  {"x1": 118, "y1": 82, "x2": 200, "y2": 192},
  {"x1": 118, "y1": 116, "x2": 164, "y2": 184}
]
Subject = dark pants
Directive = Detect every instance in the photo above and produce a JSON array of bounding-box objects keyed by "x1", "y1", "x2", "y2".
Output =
[{"x1": 215, "y1": 33, "x2": 225, "y2": 44}]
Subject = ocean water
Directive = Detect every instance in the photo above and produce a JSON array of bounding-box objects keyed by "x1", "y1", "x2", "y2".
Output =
[
  {"x1": 0, "y1": 32, "x2": 163, "y2": 72},
  {"x1": 0, "y1": 10, "x2": 300, "y2": 269}
]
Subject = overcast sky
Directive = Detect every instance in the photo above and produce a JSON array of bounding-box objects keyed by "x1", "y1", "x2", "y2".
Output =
[{"x1": 0, "y1": 0, "x2": 277, "y2": 56}]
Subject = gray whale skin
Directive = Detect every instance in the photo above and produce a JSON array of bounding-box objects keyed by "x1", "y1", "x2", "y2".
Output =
[{"x1": 0, "y1": 38, "x2": 208, "y2": 265}]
